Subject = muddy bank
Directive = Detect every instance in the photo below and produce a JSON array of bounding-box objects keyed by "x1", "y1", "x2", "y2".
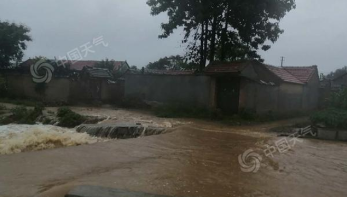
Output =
[{"x1": 1, "y1": 119, "x2": 346, "y2": 197}]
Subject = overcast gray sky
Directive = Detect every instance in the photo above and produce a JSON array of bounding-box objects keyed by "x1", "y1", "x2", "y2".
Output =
[{"x1": 0, "y1": 0, "x2": 346, "y2": 74}]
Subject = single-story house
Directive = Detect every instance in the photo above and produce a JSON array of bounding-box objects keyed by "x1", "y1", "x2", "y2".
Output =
[{"x1": 125, "y1": 61, "x2": 320, "y2": 114}]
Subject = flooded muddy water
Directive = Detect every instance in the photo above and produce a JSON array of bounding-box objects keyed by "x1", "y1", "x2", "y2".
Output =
[
  {"x1": 0, "y1": 124, "x2": 99, "y2": 155},
  {"x1": 0, "y1": 120, "x2": 346, "y2": 197}
]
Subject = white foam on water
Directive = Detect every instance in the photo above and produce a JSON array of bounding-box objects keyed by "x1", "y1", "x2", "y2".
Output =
[{"x1": 0, "y1": 124, "x2": 99, "y2": 155}]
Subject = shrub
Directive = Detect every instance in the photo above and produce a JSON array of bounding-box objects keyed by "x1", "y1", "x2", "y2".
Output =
[
  {"x1": 5, "y1": 104, "x2": 44, "y2": 124},
  {"x1": 311, "y1": 108, "x2": 347, "y2": 129},
  {"x1": 329, "y1": 89, "x2": 347, "y2": 110},
  {"x1": 57, "y1": 107, "x2": 72, "y2": 117},
  {"x1": 57, "y1": 107, "x2": 86, "y2": 128}
]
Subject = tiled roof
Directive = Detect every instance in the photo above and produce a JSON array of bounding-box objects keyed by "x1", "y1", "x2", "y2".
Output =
[
  {"x1": 265, "y1": 65, "x2": 304, "y2": 84},
  {"x1": 129, "y1": 69, "x2": 195, "y2": 75},
  {"x1": 18, "y1": 59, "x2": 127, "y2": 71},
  {"x1": 144, "y1": 69, "x2": 194, "y2": 75},
  {"x1": 205, "y1": 62, "x2": 248, "y2": 73},
  {"x1": 205, "y1": 61, "x2": 317, "y2": 85},
  {"x1": 86, "y1": 68, "x2": 113, "y2": 79},
  {"x1": 68, "y1": 60, "x2": 126, "y2": 71},
  {"x1": 283, "y1": 66, "x2": 317, "y2": 83}
]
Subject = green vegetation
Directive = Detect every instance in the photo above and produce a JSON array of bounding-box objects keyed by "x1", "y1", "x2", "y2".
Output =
[
  {"x1": 146, "y1": 55, "x2": 198, "y2": 70},
  {"x1": 0, "y1": 21, "x2": 32, "y2": 69},
  {"x1": 329, "y1": 89, "x2": 347, "y2": 110},
  {"x1": 311, "y1": 89, "x2": 347, "y2": 129},
  {"x1": 147, "y1": 0, "x2": 295, "y2": 69},
  {"x1": 0, "y1": 104, "x2": 43, "y2": 125},
  {"x1": 311, "y1": 108, "x2": 347, "y2": 129},
  {"x1": 57, "y1": 107, "x2": 86, "y2": 128}
]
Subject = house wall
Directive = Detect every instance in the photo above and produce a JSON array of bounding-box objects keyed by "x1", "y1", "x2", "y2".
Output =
[
  {"x1": 302, "y1": 72, "x2": 320, "y2": 110},
  {"x1": 101, "y1": 80, "x2": 124, "y2": 103},
  {"x1": 239, "y1": 78, "x2": 279, "y2": 113},
  {"x1": 5, "y1": 73, "x2": 124, "y2": 104},
  {"x1": 278, "y1": 83, "x2": 304, "y2": 112},
  {"x1": 124, "y1": 74, "x2": 213, "y2": 107},
  {"x1": 239, "y1": 78, "x2": 308, "y2": 113},
  {"x1": 6, "y1": 74, "x2": 70, "y2": 102}
]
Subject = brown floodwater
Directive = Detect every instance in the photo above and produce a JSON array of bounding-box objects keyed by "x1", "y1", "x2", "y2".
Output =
[{"x1": 0, "y1": 119, "x2": 346, "y2": 197}]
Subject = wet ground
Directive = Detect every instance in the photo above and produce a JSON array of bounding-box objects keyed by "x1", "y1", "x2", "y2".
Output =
[{"x1": 1, "y1": 117, "x2": 347, "y2": 197}]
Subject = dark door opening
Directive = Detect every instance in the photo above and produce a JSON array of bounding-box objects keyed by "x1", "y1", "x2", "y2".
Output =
[{"x1": 216, "y1": 77, "x2": 240, "y2": 114}]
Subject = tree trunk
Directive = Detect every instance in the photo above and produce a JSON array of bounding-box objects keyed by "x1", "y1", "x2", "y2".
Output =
[
  {"x1": 203, "y1": 19, "x2": 208, "y2": 67},
  {"x1": 199, "y1": 23, "x2": 205, "y2": 71},
  {"x1": 209, "y1": 15, "x2": 217, "y2": 62},
  {"x1": 221, "y1": 7, "x2": 229, "y2": 61}
]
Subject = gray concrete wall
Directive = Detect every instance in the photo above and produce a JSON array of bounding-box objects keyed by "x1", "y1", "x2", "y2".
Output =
[
  {"x1": 5, "y1": 74, "x2": 123, "y2": 104},
  {"x1": 303, "y1": 72, "x2": 320, "y2": 110},
  {"x1": 6, "y1": 74, "x2": 70, "y2": 102},
  {"x1": 124, "y1": 74, "x2": 213, "y2": 107},
  {"x1": 278, "y1": 83, "x2": 304, "y2": 112},
  {"x1": 239, "y1": 78, "x2": 279, "y2": 113}
]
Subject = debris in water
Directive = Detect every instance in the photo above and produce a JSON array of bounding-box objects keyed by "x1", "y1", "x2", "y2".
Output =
[{"x1": 76, "y1": 123, "x2": 167, "y2": 139}]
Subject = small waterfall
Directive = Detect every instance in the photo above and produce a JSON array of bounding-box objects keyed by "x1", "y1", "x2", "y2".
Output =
[{"x1": 76, "y1": 123, "x2": 167, "y2": 139}]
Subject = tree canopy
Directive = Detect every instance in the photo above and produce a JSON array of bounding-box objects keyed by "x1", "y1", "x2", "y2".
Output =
[
  {"x1": 325, "y1": 66, "x2": 347, "y2": 79},
  {"x1": 147, "y1": 0, "x2": 296, "y2": 70},
  {"x1": 146, "y1": 55, "x2": 198, "y2": 70},
  {"x1": 0, "y1": 21, "x2": 32, "y2": 68}
]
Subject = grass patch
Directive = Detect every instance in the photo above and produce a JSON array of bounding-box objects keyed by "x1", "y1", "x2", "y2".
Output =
[
  {"x1": 57, "y1": 107, "x2": 86, "y2": 128},
  {"x1": 311, "y1": 108, "x2": 347, "y2": 130},
  {"x1": 0, "y1": 104, "x2": 44, "y2": 125}
]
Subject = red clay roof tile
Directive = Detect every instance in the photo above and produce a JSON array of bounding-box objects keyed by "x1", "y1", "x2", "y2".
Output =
[
  {"x1": 283, "y1": 66, "x2": 317, "y2": 83},
  {"x1": 204, "y1": 62, "x2": 248, "y2": 73}
]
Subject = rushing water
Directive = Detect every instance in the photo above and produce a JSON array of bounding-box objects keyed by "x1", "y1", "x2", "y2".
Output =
[
  {"x1": 0, "y1": 121, "x2": 346, "y2": 197},
  {"x1": 0, "y1": 124, "x2": 99, "y2": 155}
]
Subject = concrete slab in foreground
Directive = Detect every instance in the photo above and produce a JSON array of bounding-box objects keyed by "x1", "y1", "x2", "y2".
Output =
[{"x1": 66, "y1": 185, "x2": 175, "y2": 197}]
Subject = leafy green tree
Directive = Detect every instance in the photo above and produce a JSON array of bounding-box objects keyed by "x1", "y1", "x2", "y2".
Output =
[
  {"x1": 130, "y1": 65, "x2": 138, "y2": 70},
  {"x1": 325, "y1": 66, "x2": 347, "y2": 79},
  {"x1": 146, "y1": 55, "x2": 198, "y2": 70},
  {"x1": 147, "y1": 0, "x2": 296, "y2": 70},
  {"x1": 0, "y1": 21, "x2": 32, "y2": 68}
]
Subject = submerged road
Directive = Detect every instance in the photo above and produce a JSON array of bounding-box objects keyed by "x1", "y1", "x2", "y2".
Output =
[{"x1": 0, "y1": 120, "x2": 347, "y2": 197}]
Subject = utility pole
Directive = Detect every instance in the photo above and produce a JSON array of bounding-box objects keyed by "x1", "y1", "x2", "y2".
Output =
[{"x1": 281, "y1": 56, "x2": 285, "y2": 67}]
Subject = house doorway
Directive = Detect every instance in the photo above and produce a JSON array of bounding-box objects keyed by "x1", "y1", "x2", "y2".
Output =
[{"x1": 216, "y1": 77, "x2": 240, "y2": 114}]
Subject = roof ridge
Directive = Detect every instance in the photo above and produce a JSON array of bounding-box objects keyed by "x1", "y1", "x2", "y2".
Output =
[
  {"x1": 283, "y1": 65, "x2": 317, "y2": 69},
  {"x1": 264, "y1": 64, "x2": 304, "y2": 84}
]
